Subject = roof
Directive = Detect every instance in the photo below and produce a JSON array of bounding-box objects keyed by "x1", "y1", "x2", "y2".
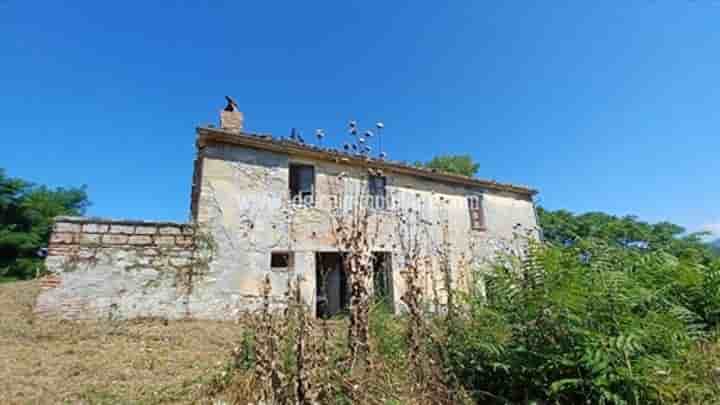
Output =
[{"x1": 196, "y1": 126, "x2": 538, "y2": 197}]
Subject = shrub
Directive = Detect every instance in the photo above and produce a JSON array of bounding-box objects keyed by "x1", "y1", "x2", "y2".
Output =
[{"x1": 444, "y1": 238, "x2": 720, "y2": 404}]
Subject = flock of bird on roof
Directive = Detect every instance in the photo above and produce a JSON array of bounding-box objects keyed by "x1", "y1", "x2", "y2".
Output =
[
  {"x1": 225, "y1": 95, "x2": 388, "y2": 160},
  {"x1": 289, "y1": 120, "x2": 387, "y2": 160},
  {"x1": 221, "y1": 97, "x2": 533, "y2": 189}
]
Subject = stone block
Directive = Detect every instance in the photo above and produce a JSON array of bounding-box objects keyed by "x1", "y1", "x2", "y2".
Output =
[
  {"x1": 159, "y1": 226, "x2": 181, "y2": 235},
  {"x1": 83, "y1": 223, "x2": 109, "y2": 233},
  {"x1": 109, "y1": 224, "x2": 135, "y2": 234},
  {"x1": 135, "y1": 226, "x2": 157, "y2": 235},
  {"x1": 142, "y1": 248, "x2": 160, "y2": 256},
  {"x1": 155, "y1": 236, "x2": 176, "y2": 246},
  {"x1": 176, "y1": 236, "x2": 194, "y2": 247},
  {"x1": 128, "y1": 235, "x2": 153, "y2": 245},
  {"x1": 50, "y1": 233, "x2": 75, "y2": 244},
  {"x1": 54, "y1": 222, "x2": 81, "y2": 233},
  {"x1": 102, "y1": 234, "x2": 129, "y2": 245},
  {"x1": 170, "y1": 257, "x2": 191, "y2": 267},
  {"x1": 79, "y1": 234, "x2": 101, "y2": 245}
]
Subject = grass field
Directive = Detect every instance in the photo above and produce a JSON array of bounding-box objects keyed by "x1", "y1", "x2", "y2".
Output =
[{"x1": 0, "y1": 281, "x2": 243, "y2": 404}]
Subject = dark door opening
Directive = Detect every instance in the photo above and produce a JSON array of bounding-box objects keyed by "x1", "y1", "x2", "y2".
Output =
[
  {"x1": 315, "y1": 252, "x2": 393, "y2": 318},
  {"x1": 316, "y1": 252, "x2": 348, "y2": 318},
  {"x1": 373, "y1": 252, "x2": 393, "y2": 309}
]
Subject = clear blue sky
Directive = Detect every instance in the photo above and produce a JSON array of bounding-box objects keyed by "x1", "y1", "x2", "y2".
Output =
[{"x1": 1, "y1": 1, "x2": 718, "y2": 236}]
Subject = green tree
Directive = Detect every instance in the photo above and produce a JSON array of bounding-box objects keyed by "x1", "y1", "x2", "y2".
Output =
[
  {"x1": 0, "y1": 169, "x2": 89, "y2": 281},
  {"x1": 537, "y1": 207, "x2": 717, "y2": 263},
  {"x1": 414, "y1": 154, "x2": 480, "y2": 177}
]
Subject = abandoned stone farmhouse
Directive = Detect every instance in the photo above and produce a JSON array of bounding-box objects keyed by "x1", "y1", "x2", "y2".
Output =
[{"x1": 36, "y1": 105, "x2": 539, "y2": 320}]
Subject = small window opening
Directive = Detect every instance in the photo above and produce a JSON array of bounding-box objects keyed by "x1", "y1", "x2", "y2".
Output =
[
  {"x1": 271, "y1": 252, "x2": 291, "y2": 269},
  {"x1": 289, "y1": 164, "x2": 315, "y2": 206}
]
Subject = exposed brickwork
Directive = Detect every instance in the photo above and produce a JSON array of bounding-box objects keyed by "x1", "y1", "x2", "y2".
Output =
[
  {"x1": 36, "y1": 217, "x2": 198, "y2": 320},
  {"x1": 48, "y1": 217, "x2": 194, "y2": 252}
]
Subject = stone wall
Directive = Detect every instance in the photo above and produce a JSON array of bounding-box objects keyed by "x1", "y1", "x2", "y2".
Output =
[{"x1": 36, "y1": 217, "x2": 197, "y2": 319}]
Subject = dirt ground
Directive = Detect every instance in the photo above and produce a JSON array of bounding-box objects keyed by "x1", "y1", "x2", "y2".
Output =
[{"x1": 0, "y1": 281, "x2": 244, "y2": 404}]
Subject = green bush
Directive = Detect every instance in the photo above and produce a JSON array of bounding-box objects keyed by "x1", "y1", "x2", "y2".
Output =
[{"x1": 443, "y1": 239, "x2": 720, "y2": 404}]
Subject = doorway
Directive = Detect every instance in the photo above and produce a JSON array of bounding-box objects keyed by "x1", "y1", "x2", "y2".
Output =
[
  {"x1": 315, "y1": 252, "x2": 394, "y2": 318},
  {"x1": 316, "y1": 252, "x2": 348, "y2": 318}
]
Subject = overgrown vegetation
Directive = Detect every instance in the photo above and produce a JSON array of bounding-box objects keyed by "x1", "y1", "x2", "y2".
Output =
[
  {"x1": 205, "y1": 202, "x2": 720, "y2": 404},
  {"x1": 4, "y1": 164, "x2": 720, "y2": 403},
  {"x1": 445, "y1": 236, "x2": 720, "y2": 404},
  {"x1": 0, "y1": 168, "x2": 89, "y2": 280}
]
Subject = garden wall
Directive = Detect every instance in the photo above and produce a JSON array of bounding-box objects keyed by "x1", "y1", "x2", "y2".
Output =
[{"x1": 35, "y1": 216, "x2": 200, "y2": 319}]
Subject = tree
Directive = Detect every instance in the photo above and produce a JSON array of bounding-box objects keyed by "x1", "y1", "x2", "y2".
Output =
[
  {"x1": 0, "y1": 169, "x2": 89, "y2": 281},
  {"x1": 415, "y1": 154, "x2": 479, "y2": 178},
  {"x1": 537, "y1": 206, "x2": 718, "y2": 263}
]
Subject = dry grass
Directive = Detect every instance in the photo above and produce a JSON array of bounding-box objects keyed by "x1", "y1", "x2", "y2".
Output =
[{"x1": 0, "y1": 281, "x2": 244, "y2": 404}]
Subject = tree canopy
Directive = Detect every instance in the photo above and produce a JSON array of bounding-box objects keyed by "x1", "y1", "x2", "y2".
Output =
[
  {"x1": 0, "y1": 169, "x2": 89, "y2": 281},
  {"x1": 414, "y1": 154, "x2": 480, "y2": 178},
  {"x1": 537, "y1": 207, "x2": 718, "y2": 264}
]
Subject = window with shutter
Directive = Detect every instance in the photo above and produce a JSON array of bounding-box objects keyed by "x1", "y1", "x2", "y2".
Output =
[
  {"x1": 289, "y1": 164, "x2": 315, "y2": 206},
  {"x1": 468, "y1": 195, "x2": 486, "y2": 230},
  {"x1": 368, "y1": 175, "x2": 387, "y2": 209}
]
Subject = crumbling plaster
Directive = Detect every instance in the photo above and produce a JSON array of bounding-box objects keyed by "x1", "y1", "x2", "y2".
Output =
[{"x1": 196, "y1": 143, "x2": 539, "y2": 313}]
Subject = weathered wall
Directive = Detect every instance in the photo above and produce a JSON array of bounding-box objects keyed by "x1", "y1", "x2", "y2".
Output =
[
  {"x1": 35, "y1": 218, "x2": 198, "y2": 319},
  {"x1": 195, "y1": 143, "x2": 539, "y2": 313},
  {"x1": 36, "y1": 217, "x2": 278, "y2": 320}
]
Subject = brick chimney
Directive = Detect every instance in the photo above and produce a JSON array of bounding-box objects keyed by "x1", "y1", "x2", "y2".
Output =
[
  {"x1": 220, "y1": 110, "x2": 243, "y2": 133},
  {"x1": 220, "y1": 96, "x2": 243, "y2": 133}
]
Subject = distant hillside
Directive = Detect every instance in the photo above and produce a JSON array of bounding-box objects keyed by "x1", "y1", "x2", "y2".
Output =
[{"x1": 713, "y1": 238, "x2": 720, "y2": 251}]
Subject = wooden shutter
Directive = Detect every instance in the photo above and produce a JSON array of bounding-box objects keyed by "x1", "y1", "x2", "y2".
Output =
[
  {"x1": 369, "y1": 175, "x2": 386, "y2": 209},
  {"x1": 468, "y1": 195, "x2": 486, "y2": 230}
]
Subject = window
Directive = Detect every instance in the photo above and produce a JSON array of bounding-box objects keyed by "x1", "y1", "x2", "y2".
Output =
[
  {"x1": 289, "y1": 164, "x2": 315, "y2": 206},
  {"x1": 368, "y1": 175, "x2": 387, "y2": 209},
  {"x1": 468, "y1": 195, "x2": 486, "y2": 230},
  {"x1": 271, "y1": 252, "x2": 292, "y2": 270}
]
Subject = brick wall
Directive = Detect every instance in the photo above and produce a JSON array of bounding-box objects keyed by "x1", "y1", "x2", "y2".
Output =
[{"x1": 36, "y1": 216, "x2": 197, "y2": 319}]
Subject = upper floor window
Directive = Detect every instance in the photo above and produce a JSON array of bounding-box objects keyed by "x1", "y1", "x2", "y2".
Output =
[
  {"x1": 467, "y1": 194, "x2": 486, "y2": 230},
  {"x1": 368, "y1": 175, "x2": 387, "y2": 209},
  {"x1": 289, "y1": 164, "x2": 315, "y2": 206}
]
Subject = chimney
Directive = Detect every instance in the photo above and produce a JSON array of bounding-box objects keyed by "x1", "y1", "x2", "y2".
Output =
[
  {"x1": 220, "y1": 96, "x2": 243, "y2": 133},
  {"x1": 220, "y1": 110, "x2": 244, "y2": 133}
]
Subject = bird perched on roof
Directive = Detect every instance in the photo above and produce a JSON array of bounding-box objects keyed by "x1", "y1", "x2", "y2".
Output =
[
  {"x1": 224, "y1": 96, "x2": 239, "y2": 112},
  {"x1": 290, "y1": 128, "x2": 297, "y2": 140},
  {"x1": 343, "y1": 143, "x2": 350, "y2": 151}
]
